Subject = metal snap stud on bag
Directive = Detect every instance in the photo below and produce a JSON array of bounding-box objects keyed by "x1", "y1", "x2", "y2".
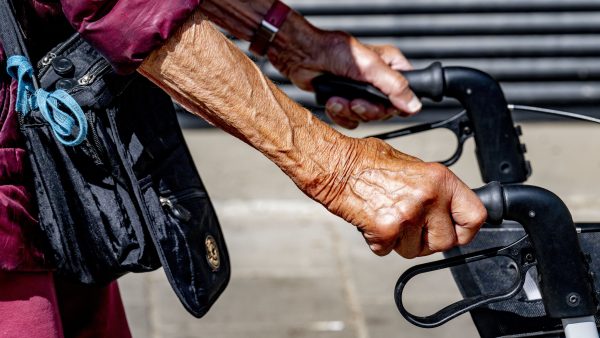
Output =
[{"x1": 205, "y1": 235, "x2": 221, "y2": 271}]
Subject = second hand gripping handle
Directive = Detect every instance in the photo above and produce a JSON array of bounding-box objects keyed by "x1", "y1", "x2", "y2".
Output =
[{"x1": 312, "y1": 62, "x2": 444, "y2": 106}]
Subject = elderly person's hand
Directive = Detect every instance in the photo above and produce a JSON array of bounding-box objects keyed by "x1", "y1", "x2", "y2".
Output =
[
  {"x1": 139, "y1": 13, "x2": 487, "y2": 257},
  {"x1": 199, "y1": 0, "x2": 420, "y2": 129},
  {"x1": 268, "y1": 33, "x2": 420, "y2": 129},
  {"x1": 307, "y1": 137, "x2": 486, "y2": 257}
]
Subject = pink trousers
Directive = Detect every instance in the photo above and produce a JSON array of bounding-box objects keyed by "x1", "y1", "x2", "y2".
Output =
[{"x1": 0, "y1": 271, "x2": 131, "y2": 338}]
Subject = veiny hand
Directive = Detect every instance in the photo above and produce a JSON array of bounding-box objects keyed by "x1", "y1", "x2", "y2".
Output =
[
  {"x1": 268, "y1": 30, "x2": 421, "y2": 129},
  {"x1": 305, "y1": 137, "x2": 486, "y2": 257}
]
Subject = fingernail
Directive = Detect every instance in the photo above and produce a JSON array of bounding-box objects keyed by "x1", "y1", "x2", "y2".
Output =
[
  {"x1": 407, "y1": 96, "x2": 422, "y2": 113},
  {"x1": 328, "y1": 103, "x2": 343, "y2": 114},
  {"x1": 351, "y1": 104, "x2": 366, "y2": 115}
]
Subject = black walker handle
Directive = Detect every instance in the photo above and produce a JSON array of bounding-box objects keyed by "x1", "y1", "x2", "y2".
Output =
[
  {"x1": 394, "y1": 182, "x2": 597, "y2": 328},
  {"x1": 313, "y1": 62, "x2": 444, "y2": 105},
  {"x1": 475, "y1": 182, "x2": 596, "y2": 319},
  {"x1": 312, "y1": 63, "x2": 530, "y2": 184}
]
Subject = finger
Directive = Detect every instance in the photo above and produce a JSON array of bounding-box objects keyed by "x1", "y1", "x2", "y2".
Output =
[
  {"x1": 362, "y1": 57, "x2": 422, "y2": 116},
  {"x1": 420, "y1": 211, "x2": 458, "y2": 255},
  {"x1": 386, "y1": 106, "x2": 407, "y2": 118},
  {"x1": 362, "y1": 225, "x2": 400, "y2": 257},
  {"x1": 326, "y1": 97, "x2": 360, "y2": 129},
  {"x1": 325, "y1": 110, "x2": 359, "y2": 130},
  {"x1": 371, "y1": 45, "x2": 413, "y2": 71},
  {"x1": 451, "y1": 183, "x2": 487, "y2": 245},
  {"x1": 361, "y1": 209, "x2": 414, "y2": 256},
  {"x1": 393, "y1": 223, "x2": 423, "y2": 259},
  {"x1": 349, "y1": 98, "x2": 388, "y2": 121},
  {"x1": 364, "y1": 235, "x2": 396, "y2": 256}
]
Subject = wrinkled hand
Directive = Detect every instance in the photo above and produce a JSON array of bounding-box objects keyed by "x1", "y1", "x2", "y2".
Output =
[
  {"x1": 269, "y1": 31, "x2": 421, "y2": 129},
  {"x1": 306, "y1": 137, "x2": 486, "y2": 257}
]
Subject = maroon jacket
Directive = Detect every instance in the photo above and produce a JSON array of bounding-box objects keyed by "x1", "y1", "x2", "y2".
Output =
[{"x1": 0, "y1": 0, "x2": 201, "y2": 270}]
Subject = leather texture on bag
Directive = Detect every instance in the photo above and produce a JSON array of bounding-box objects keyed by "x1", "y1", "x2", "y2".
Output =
[{"x1": 21, "y1": 33, "x2": 230, "y2": 317}]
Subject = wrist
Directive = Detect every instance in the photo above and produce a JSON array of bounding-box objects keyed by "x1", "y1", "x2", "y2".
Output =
[
  {"x1": 284, "y1": 122, "x2": 362, "y2": 206},
  {"x1": 249, "y1": 0, "x2": 292, "y2": 55},
  {"x1": 265, "y1": 10, "x2": 323, "y2": 65}
]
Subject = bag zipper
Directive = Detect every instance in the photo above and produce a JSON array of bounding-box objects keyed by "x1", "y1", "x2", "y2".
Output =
[
  {"x1": 84, "y1": 112, "x2": 105, "y2": 166},
  {"x1": 77, "y1": 60, "x2": 111, "y2": 86},
  {"x1": 37, "y1": 34, "x2": 80, "y2": 76},
  {"x1": 160, "y1": 189, "x2": 207, "y2": 222}
]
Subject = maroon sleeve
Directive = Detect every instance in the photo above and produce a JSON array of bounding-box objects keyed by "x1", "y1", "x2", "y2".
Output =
[{"x1": 60, "y1": 0, "x2": 201, "y2": 74}]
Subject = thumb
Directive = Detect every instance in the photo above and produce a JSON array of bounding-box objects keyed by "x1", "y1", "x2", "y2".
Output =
[{"x1": 362, "y1": 57, "x2": 422, "y2": 115}]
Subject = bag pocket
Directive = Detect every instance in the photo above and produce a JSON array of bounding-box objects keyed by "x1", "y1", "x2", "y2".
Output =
[
  {"x1": 106, "y1": 75, "x2": 230, "y2": 317},
  {"x1": 20, "y1": 112, "x2": 161, "y2": 284},
  {"x1": 141, "y1": 177, "x2": 230, "y2": 317}
]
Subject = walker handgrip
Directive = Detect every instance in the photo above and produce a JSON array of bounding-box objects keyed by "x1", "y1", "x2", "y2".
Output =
[
  {"x1": 313, "y1": 63, "x2": 529, "y2": 183},
  {"x1": 401, "y1": 62, "x2": 444, "y2": 102},
  {"x1": 312, "y1": 62, "x2": 444, "y2": 106},
  {"x1": 474, "y1": 182, "x2": 597, "y2": 319},
  {"x1": 473, "y1": 181, "x2": 504, "y2": 225},
  {"x1": 312, "y1": 74, "x2": 390, "y2": 106}
]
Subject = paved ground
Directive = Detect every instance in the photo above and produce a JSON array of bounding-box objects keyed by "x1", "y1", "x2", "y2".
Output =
[{"x1": 119, "y1": 122, "x2": 600, "y2": 338}]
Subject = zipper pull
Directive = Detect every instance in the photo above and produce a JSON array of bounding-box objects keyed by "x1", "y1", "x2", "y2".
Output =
[
  {"x1": 78, "y1": 73, "x2": 95, "y2": 86},
  {"x1": 39, "y1": 52, "x2": 57, "y2": 68},
  {"x1": 160, "y1": 197, "x2": 192, "y2": 222}
]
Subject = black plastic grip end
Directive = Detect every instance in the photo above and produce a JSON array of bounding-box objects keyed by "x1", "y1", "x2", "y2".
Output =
[
  {"x1": 473, "y1": 182, "x2": 504, "y2": 225},
  {"x1": 401, "y1": 62, "x2": 444, "y2": 102}
]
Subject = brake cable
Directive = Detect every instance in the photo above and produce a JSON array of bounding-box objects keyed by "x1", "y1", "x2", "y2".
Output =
[{"x1": 509, "y1": 104, "x2": 600, "y2": 125}]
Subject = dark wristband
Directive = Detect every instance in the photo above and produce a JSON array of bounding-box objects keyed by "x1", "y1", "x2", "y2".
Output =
[{"x1": 249, "y1": 0, "x2": 291, "y2": 56}]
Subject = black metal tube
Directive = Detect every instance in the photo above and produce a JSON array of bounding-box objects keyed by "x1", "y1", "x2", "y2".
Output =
[{"x1": 442, "y1": 67, "x2": 530, "y2": 183}]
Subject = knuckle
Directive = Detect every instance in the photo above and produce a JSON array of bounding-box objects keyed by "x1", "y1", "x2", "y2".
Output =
[
  {"x1": 426, "y1": 162, "x2": 451, "y2": 181},
  {"x1": 396, "y1": 206, "x2": 421, "y2": 225},
  {"x1": 413, "y1": 185, "x2": 437, "y2": 205}
]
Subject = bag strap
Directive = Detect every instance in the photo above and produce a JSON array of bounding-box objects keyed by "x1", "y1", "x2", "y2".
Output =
[
  {"x1": 0, "y1": 0, "x2": 37, "y2": 85},
  {"x1": 0, "y1": 0, "x2": 88, "y2": 146}
]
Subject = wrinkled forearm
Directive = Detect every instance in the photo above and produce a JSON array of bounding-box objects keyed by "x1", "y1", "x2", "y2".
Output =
[
  {"x1": 137, "y1": 11, "x2": 487, "y2": 260},
  {"x1": 138, "y1": 11, "x2": 354, "y2": 195}
]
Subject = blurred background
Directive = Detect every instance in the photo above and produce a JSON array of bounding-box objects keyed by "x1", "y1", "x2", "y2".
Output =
[{"x1": 119, "y1": 0, "x2": 600, "y2": 337}]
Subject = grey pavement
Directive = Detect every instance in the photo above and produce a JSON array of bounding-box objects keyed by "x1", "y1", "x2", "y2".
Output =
[{"x1": 119, "y1": 122, "x2": 600, "y2": 338}]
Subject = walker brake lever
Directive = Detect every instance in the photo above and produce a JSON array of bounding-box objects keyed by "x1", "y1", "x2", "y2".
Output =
[
  {"x1": 311, "y1": 66, "x2": 477, "y2": 166},
  {"x1": 394, "y1": 235, "x2": 537, "y2": 328},
  {"x1": 367, "y1": 110, "x2": 472, "y2": 166}
]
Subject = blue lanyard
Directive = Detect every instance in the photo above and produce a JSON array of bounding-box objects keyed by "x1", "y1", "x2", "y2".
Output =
[{"x1": 6, "y1": 55, "x2": 87, "y2": 146}]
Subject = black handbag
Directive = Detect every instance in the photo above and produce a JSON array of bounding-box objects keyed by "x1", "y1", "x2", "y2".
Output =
[{"x1": 0, "y1": 0, "x2": 229, "y2": 318}]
